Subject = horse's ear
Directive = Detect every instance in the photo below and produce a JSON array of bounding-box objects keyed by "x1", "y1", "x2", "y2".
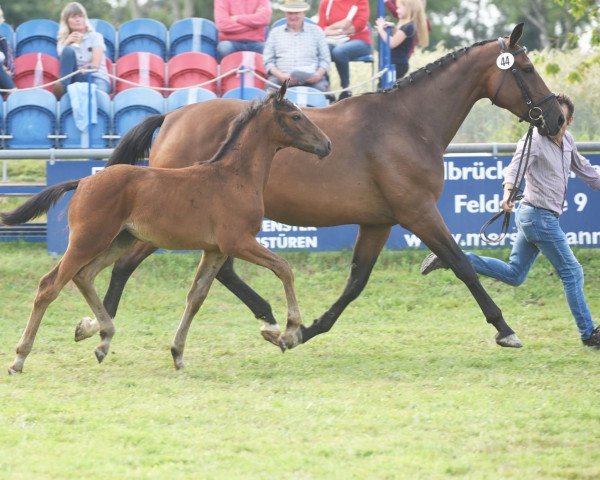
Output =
[
  {"x1": 509, "y1": 23, "x2": 524, "y2": 49},
  {"x1": 277, "y1": 80, "x2": 289, "y2": 102}
]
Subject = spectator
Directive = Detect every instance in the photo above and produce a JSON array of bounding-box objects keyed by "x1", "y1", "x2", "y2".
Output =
[
  {"x1": 53, "y1": 2, "x2": 111, "y2": 99},
  {"x1": 263, "y1": 0, "x2": 331, "y2": 93},
  {"x1": 421, "y1": 94, "x2": 600, "y2": 349},
  {"x1": 375, "y1": 0, "x2": 429, "y2": 79},
  {"x1": 317, "y1": 0, "x2": 371, "y2": 101},
  {"x1": 214, "y1": 0, "x2": 272, "y2": 62},
  {"x1": 0, "y1": 4, "x2": 15, "y2": 92}
]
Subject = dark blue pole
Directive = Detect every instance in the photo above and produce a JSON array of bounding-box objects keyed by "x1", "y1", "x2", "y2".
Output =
[{"x1": 87, "y1": 71, "x2": 93, "y2": 147}]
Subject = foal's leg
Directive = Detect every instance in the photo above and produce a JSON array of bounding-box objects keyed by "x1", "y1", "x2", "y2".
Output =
[
  {"x1": 9, "y1": 247, "x2": 103, "y2": 374},
  {"x1": 407, "y1": 205, "x2": 521, "y2": 347},
  {"x1": 230, "y1": 238, "x2": 302, "y2": 351},
  {"x1": 75, "y1": 241, "x2": 158, "y2": 342},
  {"x1": 171, "y1": 251, "x2": 228, "y2": 370},
  {"x1": 72, "y1": 232, "x2": 138, "y2": 362}
]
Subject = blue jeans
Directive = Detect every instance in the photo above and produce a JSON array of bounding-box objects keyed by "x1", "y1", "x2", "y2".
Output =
[
  {"x1": 59, "y1": 46, "x2": 111, "y2": 93},
  {"x1": 466, "y1": 203, "x2": 595, "y2": 340},
  {"x1": 217, "y1": 40, "x2": 265, "y2": 62},
  {"x1": 328, "y1": 40, "x2": 371, "y2": 88}
]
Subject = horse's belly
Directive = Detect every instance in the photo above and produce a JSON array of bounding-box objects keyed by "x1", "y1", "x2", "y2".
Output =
[{"x1": 125, "y1": 222, "x2": 217, "y2": 251}]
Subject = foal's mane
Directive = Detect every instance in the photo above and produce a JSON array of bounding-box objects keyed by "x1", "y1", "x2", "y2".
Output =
[
  {"x1": 204, "y1": 91, "x2": 281, "y2": 164},
  {"x1": 376, "y1": 38, "x2": 497, "y2": 94}
]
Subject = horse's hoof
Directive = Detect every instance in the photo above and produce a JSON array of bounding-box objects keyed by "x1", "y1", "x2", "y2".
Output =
[
  {"x1": 495, "y1": 333, "x2": 523, "y2": 348},
  {"x1": 279, "y1": 328, "x2": 303, "y2": 352},
  {"x1": 174, "y1": 360, "x2": 185, "y2": 370},
  {"x1": 94, "y1": 348, "x2": 106, "y2": 363},
  {"x1": 260, "y1": 322, "x2": 281, "y2": 347},
  {"x1": 74, "y1": 317, "x2": 98, "y2": 342},
  {"x1": 8, "y1": 366, "x2": 21, "y2": 376}
]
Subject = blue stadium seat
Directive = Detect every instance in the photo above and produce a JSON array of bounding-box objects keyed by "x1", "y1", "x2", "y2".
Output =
[
  {"x1": 15, "y1": 19, "x2": 59, "y2": 58},
  {"x1": 0, "y1": 94, "x2": 4, "y2": 148},
  {"x1": 167, "y1": 87, "x2": 217, "y2": 111},
  {"x1": 90, "y1": 18, "x2": 117, "y2": 61},
  {"x1": 286, "y1": 86, "x2": 329, "y2": 107},
  {"x1": 118, "y1": 18, "x2": 168, "y2": 59},
  {"x1": 169, "y1": 18, "x2": 218, "y2": 59},
  {"x1": 113, "y1": 87, "x2": 164, "y2": 140},
  {"x1": 0, "y1": 21, "x2": 15, "y2": 50},
  {"x1": 221, "y1": 87, "x2": 267, "y2": 101},
  {"x1": 59, "y1": 88, "x2": 112, "y2": 148},
  {"x1": 5, "y1": 89, "x2": 57, "y2": 148}
]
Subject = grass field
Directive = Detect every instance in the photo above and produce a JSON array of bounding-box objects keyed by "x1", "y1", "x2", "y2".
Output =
[{"x1": 1, "y1": 243, "x2": 599, "y2": 479}]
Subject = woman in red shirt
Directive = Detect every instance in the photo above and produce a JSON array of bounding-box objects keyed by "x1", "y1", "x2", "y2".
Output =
[{"x1": 317, "y1": 0, "x2": 371, "y2": 100}]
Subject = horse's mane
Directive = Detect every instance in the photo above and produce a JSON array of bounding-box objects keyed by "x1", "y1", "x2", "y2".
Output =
[
  {"x1": 204, "y1": 90, "x2": 280, "y2": 164},
  {"x1": 372, "y1": 38, "x2": 497, "y2": 94}
]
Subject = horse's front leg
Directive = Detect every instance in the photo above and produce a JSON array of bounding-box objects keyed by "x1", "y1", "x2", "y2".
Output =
[
  {"x1": 230, "y1": 239, "x2": 302, "y2": 352},
  {"x1": 171, "y1": 251, "x2": 228, "y2": 370},
  {"x1": 409, "y1": 205, "x2": 522, "y2": 347},
  {"x1": 300, "y1": 224, "x2": 391, "y2": 346}
]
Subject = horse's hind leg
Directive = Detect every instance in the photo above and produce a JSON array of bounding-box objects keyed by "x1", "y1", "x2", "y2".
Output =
[
  {"x1": 408, "y1": 206, "x2": 521, "y2": 347},
  {"x1": 72, "y1": 231, "x2": 138, "y2": 362},
  {"x1": 171, "y1": 251, "x2": 228, "y2": 370},
  {"x1": 300, "y1": 224, "x2": 391, "y2": 345},
  {"x1": 229, "y1": 239, "x2": 302, "y2": 352},
  {"x1": 9, "y1": 247, "x2": 102, "y2": 374},
  {"x1": 75, "y1": 241, "x2": 158, "y2": 342}
]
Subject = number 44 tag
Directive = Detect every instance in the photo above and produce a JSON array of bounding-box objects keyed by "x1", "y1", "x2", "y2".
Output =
[{"x1": 496, "y1": 52, "x2": 515, "y2": 70}]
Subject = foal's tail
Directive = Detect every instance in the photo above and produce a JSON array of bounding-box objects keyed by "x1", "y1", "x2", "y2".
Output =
[
  {"x1": 106, "y1": 114, "x2": 166, "y2": 167},
  {"x1": 0, "y1": 180, "x2": 80, "y2": 226}
]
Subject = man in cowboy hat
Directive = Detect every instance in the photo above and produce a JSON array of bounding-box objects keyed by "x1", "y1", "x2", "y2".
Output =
[{"x1": 263, "y1": 0, "x2": 331, "y2": 92}]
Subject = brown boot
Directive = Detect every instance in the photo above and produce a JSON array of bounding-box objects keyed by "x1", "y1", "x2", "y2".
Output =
[{"x1": 53, "y1": 82, "x2": 65, "y2": 100}]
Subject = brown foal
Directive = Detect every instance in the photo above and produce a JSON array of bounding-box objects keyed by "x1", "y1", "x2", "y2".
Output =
[{"x1": 1, "y1": 82, "x2": 331, "y2": 374}]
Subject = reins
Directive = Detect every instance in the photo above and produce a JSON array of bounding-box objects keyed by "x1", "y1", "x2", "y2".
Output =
[
  {"x1": 479, "y1": 124, "x2": 534, "y2": 243},
  {"x1": 480, "y1": 38, "x2": 555, "y2": 244}
]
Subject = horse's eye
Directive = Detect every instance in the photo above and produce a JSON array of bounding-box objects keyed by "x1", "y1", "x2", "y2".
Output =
[{"x1": 292, "y1": 114, "x2": 302, "y2": 121}]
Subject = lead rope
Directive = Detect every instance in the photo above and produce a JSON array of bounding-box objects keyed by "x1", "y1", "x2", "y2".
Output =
[{"x1": 479, "y1": 125, "x2": 534, "y2": 243}]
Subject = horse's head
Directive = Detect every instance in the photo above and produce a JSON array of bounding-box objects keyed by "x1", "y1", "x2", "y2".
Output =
[
  {"x1": 487, "y1": 23, "x2": 564, "y2": 136},
  {"x1": 271, "y1": 81, "x2": 332, "y2": 159}
]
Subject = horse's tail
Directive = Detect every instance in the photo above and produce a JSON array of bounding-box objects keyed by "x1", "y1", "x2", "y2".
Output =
[
  {"x1": 0, "y1": 180, "x2": 80, "y2": 226},
  {"x1": 106, "y1": 114, "x2": 166, "y2": 167}
]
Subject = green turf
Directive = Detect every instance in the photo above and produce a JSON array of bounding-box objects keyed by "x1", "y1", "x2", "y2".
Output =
[{"x1": 1, "y1": 244, "x2": 599, "y2": 479}]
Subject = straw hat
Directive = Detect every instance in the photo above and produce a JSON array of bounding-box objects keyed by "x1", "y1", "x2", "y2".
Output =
[{"x1": 279, "y1": 0, "x2": 310, "y2": 12}]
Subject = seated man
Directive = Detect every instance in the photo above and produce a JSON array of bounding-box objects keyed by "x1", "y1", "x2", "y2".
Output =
[
  {"x1": 263, "y1": 0, "x2": 331, "y2": 92},
  {"x1": 214, "y1": 0, "x2": 272, "y2": 62}
]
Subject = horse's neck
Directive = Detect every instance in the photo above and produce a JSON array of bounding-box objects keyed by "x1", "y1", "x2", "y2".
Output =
[
  {"x1": 223, "y1": 115, "x2": 279, "y2": 188},
  {"x1": 393, "y1": 47, "x2": 491, "y2": 150}
]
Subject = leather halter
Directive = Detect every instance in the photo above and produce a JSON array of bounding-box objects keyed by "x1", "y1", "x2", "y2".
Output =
[{"x1": 490, "y1": 37, "x2": 556, "y2": 128}]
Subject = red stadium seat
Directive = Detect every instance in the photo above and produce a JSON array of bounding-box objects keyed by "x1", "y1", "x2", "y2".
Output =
[
  {"x1": 168, "y1": 52, "x2": 218, "y2": 94},
  {"x1": 115, "y1": 52, "x2": 166, "y2": 95},
  {"x1": 219, "y1": 51, "x2": 265, "y2": 95},
  {"x1": 14, "y1": 53, "x2": 59, "y2": 92}
]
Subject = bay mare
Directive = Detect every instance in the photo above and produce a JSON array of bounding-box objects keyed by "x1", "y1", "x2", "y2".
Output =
[
  {"x1": 1, "y1": 83, "x2": 332, "y2": 374},
  {"x1": 87, "y1": 24, "x2": 564, "y2": 351}
]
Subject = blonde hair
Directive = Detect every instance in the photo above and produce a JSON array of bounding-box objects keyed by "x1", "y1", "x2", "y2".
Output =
[
  {"x1": 398, "y1": 0, "x2": 429, "y2": 48},
  {"x1": 57, "y1": 2, "x2": 93, "y2": 45},
  {"x1": 0, "y1": 5, "x2": 5, "y2": 24}
]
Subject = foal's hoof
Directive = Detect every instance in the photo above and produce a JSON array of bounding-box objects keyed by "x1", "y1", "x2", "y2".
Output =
[
  {"x1": 260, "y1": 322, "x2": 281, "y2": 347},
  {"x1": 75, "y1": 317, "x2": 99, "y2": 342},
  {"x1": 495, "y1": 333, "x2": 523, "y2": 348},
  {"x1": 278, "y1": 328, "x2": 303, "y2": 353},
  {"x1": 8, "y1": 366, "x2": 21, "y2": 376},
  {"x1": 94, "y1": 348, "x2": 107, "y2": 363}
]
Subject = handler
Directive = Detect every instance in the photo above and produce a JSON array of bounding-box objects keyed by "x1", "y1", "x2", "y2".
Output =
[{"x1": 421, "y1": 93, "x2": 600, "y2": 349}]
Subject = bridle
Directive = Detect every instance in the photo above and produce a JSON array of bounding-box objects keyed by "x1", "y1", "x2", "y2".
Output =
[
  {"x1": 490, "y1": 37, "x2": 556, "y2": 131},
  {"x1": 481, "y1": 38, "x2": 557, "y2": 244}
]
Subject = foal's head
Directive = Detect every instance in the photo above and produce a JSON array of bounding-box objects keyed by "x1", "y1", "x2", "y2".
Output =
[{"x1": 269, "y1": 81, "x2": 332, "y2": 159}]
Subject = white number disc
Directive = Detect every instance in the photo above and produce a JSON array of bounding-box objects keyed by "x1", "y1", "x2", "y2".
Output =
[{"x1": 496, "y1": 53, "x2": 515, "y2": 70}]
